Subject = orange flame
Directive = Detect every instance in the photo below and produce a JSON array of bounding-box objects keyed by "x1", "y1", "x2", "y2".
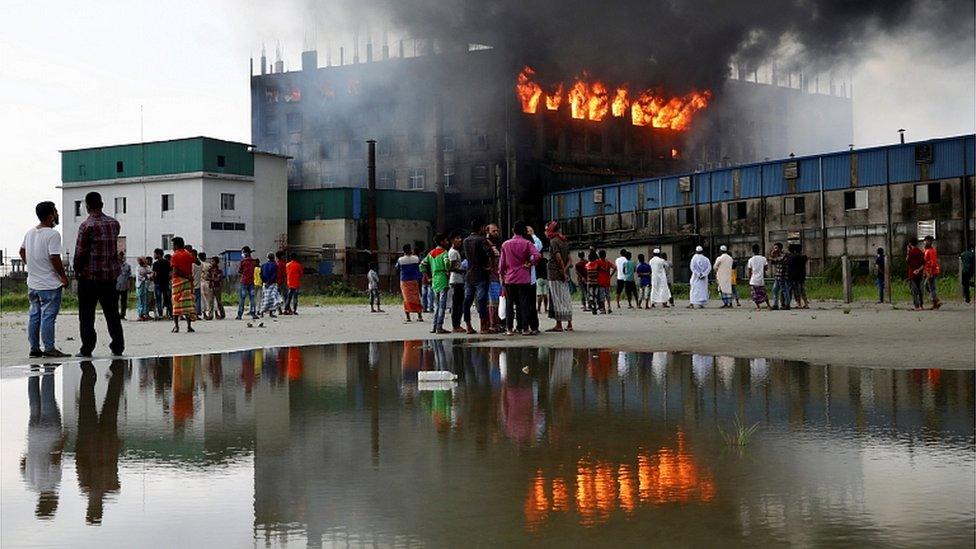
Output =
[
  {"x1": 631, "y1": 89, "x2": 712, "y2": 131},
  {"x1": 611, "y1": 87, "x2": 629, "y2": 117},
  {"x1": 545, "y1": 83, "x2": 563, "y2": 110},
  {"x1": 515, "y1": 65, "x2": 711, "y2": 131},
  {"x1": 587, "y1": 81, "x2": 609, "y2": 121},
  {"x1": 568, "y1": 79, "x2": 588, "y2": 119},
  {"x1": 523, "y1": 431, "x2": 716, "y2": 530},
  {"x1": 516, "y1": 66, "x2": 543, "y2": 114}
]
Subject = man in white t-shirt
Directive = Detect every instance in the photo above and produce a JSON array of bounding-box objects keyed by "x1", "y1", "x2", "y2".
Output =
[
  {"x1": 19, "y1": 201, "x2": 70, "y2": 358},
  {"x1": 746, "y1": 243, "x2": 772, "y2": 311},
  {"x1": 614, "y1": 249, "x2": 629, "y2": 308},
  {"x1": 447, "y1": 231, "x2": 466, "y2": 332}
]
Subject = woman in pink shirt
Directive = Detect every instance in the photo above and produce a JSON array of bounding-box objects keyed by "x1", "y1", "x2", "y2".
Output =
[{"x1": 498, "y1": 221, "x2": 541, "y2": 335}]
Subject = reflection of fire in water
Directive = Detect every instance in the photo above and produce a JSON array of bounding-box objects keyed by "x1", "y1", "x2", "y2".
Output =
[
  {"x1": 524, "y1": 431, "x2": 715, "y2": 531},
  {"x1": 516, "y1": 66, "x2": 711, "y2": 131}
]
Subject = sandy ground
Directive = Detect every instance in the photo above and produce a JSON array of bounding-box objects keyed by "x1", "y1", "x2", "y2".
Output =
[{"x1": 1, "y1": 300, "x2": 973, "y2": 370}]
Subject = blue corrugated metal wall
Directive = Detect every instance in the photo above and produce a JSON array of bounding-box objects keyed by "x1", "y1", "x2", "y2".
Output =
[
  {"x1": 739, "y1": 166, "x2": 762, "y2": 198},
  {"x1": 662, "y1": 177, "x2": 682, "y2": 207},
  {"x1": 580, "y1": 189, "x2": 597, "y2": 216},
  {"x1": 796, "y1": 158, "x2": 820, "y2": 192},
  {"x1": 930, "y1": 139, "x2": 966, "y2": 180},
  {"x1": 822, "y1": 154, "x2": 850, "y2": 190},
  {"x1": 643, "y1": 180, "x2": 661, "y2": 209},
  {"x1": 619, "y1": 184, "x2": 639, "y2": 212},
  {"x1": 966, "y1": 136, "x2": 975, "y2": 173},
  {"x1": 603, "y1": 186, "x2": 620, "y2": 213},
  {"x1": 711, "y1": 170, "x2": 733, "y2": 201},
  {"x1": 886, "y1": 145, "x2": 917, "y2": 183},
  {"x1": 762, "y1": 163, "x2": 787, "y2": 196},
  {"x1": 694, "y1": 174, "x2": 709, "y2": 203},
  {"x1": 546, "y1": 134, "x2": 974, "y2": 216}
]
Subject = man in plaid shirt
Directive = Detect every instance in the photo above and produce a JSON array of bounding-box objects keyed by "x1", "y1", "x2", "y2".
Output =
[{"x1": 73, "y1": 191, "x2": 125, "y2": 357}]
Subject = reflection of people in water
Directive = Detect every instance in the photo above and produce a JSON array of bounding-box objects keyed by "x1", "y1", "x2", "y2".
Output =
[
  {"x1": 75, "y1": 359, "x2": 124, "y2": 525},
  {"x1": 173, "y1": 355, "x2": 197, "y2": 431},
  {"x1": 500, "y1": 349, "x2": 541, "y2": 445},
  {"x1": 21, "y1": 365, "x2": 65, "y2": 520}
]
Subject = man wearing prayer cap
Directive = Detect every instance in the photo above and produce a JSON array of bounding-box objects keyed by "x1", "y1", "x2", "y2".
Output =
[
  {"x1": 713, "y1": 245, "x2": 735, "y2": 308},
  {"x1": 648, "y1": 248, "x2": 671, "y2": 308},
  {"x1": 688, "y1": 245, "x2": 711, "y2": 308}
]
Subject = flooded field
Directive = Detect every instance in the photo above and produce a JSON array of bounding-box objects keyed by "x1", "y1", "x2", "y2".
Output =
[{"x1": 1, "y1": 342, "x2": 973, "y2": 547}]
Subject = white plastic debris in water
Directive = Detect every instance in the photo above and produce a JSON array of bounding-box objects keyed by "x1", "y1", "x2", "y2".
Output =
[
  {"x1": 417, "y1": 381, "x2": 457, "y2": 391},
  {"x1": 418, "y1": 370, "x2": 457, "y2": 382}
]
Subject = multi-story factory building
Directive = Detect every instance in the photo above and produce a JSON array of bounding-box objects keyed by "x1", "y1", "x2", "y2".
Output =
[
  {"x1": 543, "y1": 135, "x2": 975, "y2": 279},
  {"x1": 249, "y1": 45, "x2": 853, "y2": 241}
]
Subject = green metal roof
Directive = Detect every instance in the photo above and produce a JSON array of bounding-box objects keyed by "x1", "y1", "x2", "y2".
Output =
[
  {"x1": 288, "y1": 188, "x2": 436, "y2": 223},
  {"x1": 61, "y1": 137, "x2": 255, "y2": 184}
]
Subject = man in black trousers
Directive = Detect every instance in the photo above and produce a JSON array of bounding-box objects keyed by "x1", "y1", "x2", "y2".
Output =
[{"x1": 72, "y1": 191, "x2": 124, "y2": 357}]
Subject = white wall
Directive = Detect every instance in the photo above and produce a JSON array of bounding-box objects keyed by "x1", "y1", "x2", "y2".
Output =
[
  {"x1": 60, "y1": 153, "x2": 288, "y2": 270},
  {"x1": 62, "y1": 176, "x2": 205, "y2": 264},
  {"x1": 252, "y1": 153, "x2": 288, "y2": 255}
]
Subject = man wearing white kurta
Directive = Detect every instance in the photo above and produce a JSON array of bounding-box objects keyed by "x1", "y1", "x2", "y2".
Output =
[
  {"x1": 648, "y1": 249, "x2": 671, "y2": 307},
  {"x1": 688, "y1": 246, "x2": 711, "y2": 308},
  {"x1": 713, "y1": 245, "x2": 734, "y2": 308}
]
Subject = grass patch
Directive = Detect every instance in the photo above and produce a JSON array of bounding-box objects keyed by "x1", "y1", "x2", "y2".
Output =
[{"x1": 719, "y1": 415, "x2": 760, "y2": 447}]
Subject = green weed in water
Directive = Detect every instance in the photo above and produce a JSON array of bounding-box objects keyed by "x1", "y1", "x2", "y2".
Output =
[{"x1": 719, "y1": 415, "x2": 760, "y2": 447}]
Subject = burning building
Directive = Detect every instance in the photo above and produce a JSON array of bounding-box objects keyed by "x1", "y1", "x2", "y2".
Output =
[{"x1": 249, "y1": 43, "x2": 853, "y2": 240}]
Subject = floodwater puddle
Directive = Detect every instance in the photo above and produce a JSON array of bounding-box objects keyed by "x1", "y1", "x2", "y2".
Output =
[{"x1": 1, "y1": 342, "x2": 973, "y2": 547}]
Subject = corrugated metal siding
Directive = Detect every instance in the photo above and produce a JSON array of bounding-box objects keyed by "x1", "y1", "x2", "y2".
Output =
[
  {"x1": 762, "y1": 163, "x2": 787, "y2": 196},
  {"x1": 289, "y1": 188, "x2": 435, "y2": 222},
  {"x1": 856, "y1": 149, "x2": 887, "y2": 187},
  {"x1": 694, "y1": 174, "x2": 709, "y2": 203},
  {"x1": 619, "y1": 184, "x2": 639, "y2": 212},
  {"x1": 289, "y1": 188, "x2": 353, "y2": 221},
  {"x1": 375, "y1": 189, "x2": 436, "y2": 221},
  {"x1": 966, "y1": 136, "x2": 975, "y2": 174},
  {"x1": 739, "y1": 166, "x2": 762, "y2": 198},
  {"x1": 887, "y1": 145, "x2": 919, "y2": 183},
  {"x1": 796, "y1": 158, "x2": 820, "y2": 192},
  {"x1": 62, "y1": 138, "x2": 254, "y2": 183},
  {"x1": 201, "y1": 139, "x2": 255, "y2": 176},
  {"x1": 710, "y1": 170, "x2": 733, "y2": 202},
  {"x1": 929, "y1": 139, "x2": 966, "y2": 179},
  {"x1": 643, "y1": 180, "x2": 661, "y2": 209},
  {"x1": 603, "y1": 186, "x2": 620, "y2": 214},
  {"x1": 542, "y1": 135, "x2": 973, "y2": 211},
  {"x1": 580, "y1": 189, "x2": 598, "y2": 216},
  {"x1": 822, "y1": 154, "x2": 851, "y2": 190},
  {"x1": 566, "y1": 192, "x2": 582, "y2": 217},
  {"x1": 662, "y1": 177, "x2": 682, "y2": 207}
]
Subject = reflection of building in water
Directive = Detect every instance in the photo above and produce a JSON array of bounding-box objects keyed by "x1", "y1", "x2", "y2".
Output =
[
  {"x1": 43, "y1": 344, "x2": 973, "y2": 545},
  {"x1": 524, "y1": 430, "x2": 715, "y2": 531}
]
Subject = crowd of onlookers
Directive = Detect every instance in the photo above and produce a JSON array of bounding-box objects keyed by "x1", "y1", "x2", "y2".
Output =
[
  {"x1": 17, "y1": 192, "x2": 975, "y2": 358},
  {"x1": 19, "y1": 192, "x2": 305, "y2": 357}
]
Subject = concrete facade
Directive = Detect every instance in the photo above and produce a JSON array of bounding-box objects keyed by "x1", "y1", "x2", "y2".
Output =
[
  {"x1": 250, "y1": 48, "x2": 852, "y2": 233},
  {"x1": 60, "y1": 140, "x2": 288, "y2": 267}
]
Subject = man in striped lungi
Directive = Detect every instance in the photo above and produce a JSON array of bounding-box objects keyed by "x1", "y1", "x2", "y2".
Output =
[{"x1": 544, "y1": 221, "x2": 574, "y2": 332}]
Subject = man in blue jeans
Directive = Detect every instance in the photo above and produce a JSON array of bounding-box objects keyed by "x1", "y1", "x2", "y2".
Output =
[
  {"x1": 20, "y1": 201, "x2": 71, "y2": 358},
  {"x1": 462, "y1": 221, "x2": 493, "y2": 333},
  {"x1": 236, "y1": 246, "x2": 258, "y2": 320}
]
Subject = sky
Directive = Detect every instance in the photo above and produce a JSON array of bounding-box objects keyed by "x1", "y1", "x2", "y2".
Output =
[{"x1": 1, "y1": 0, "x2": 973, "y2": 257}]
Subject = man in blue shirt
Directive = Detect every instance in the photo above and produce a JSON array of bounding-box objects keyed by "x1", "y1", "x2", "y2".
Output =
[{"x1": 635, "y1": 254, "x2": 652, "y2": 309}]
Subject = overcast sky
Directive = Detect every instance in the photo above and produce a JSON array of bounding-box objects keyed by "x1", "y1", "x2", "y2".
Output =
[{"x1": 1, "y1": 0, "x2": 973, "y2": 257}]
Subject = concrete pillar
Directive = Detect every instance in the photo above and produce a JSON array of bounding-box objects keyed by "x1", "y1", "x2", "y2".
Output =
[{"x1": 841, "y1": 254, "x2": 852, "y2": 303}]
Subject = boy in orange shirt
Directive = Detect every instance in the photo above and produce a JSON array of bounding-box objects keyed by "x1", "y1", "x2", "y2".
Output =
[{"x1": 283, "y1": 254, "x2": 303, "y2": 315}]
